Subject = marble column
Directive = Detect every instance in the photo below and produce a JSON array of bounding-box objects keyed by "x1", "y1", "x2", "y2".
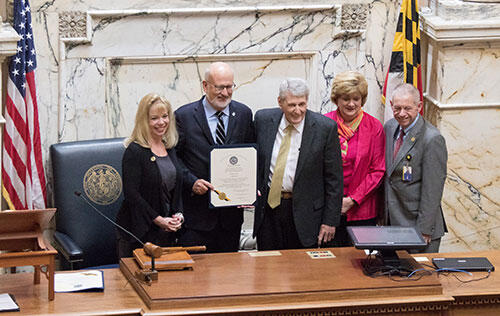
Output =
[{"x1": 421, "y1": 0, "x2": 500, "y2": 252}]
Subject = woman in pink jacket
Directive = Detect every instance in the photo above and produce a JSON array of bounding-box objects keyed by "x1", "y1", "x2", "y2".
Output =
[{"x1": 325, "y1": 71, "x2": 385, "y2": 246}]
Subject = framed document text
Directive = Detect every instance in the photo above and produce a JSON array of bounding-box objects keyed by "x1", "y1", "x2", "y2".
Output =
[{"x1": 210, "y1": 145, "x2": 257, "y2": 208}]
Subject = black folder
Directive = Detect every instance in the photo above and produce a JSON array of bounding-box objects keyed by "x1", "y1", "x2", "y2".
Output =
[{"x1": 432, "y1": 257, "x2": 495, "y2": 272}]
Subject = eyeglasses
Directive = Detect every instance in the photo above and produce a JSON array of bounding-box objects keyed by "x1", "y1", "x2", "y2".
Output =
[
  {"x1": 392, "y1": 106, "x2": 417, "y2": 114},
  {"x1": 206, "y1": 81, "x2": 236, "y2": 92}
]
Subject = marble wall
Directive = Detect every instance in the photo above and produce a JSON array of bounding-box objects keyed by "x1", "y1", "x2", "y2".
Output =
[
  {"x1": 10, "y1": 0, "x2": 498, "y2": 253},
  {"x1": 25, "y1": 0, "x2": 399, "y2": 198},
  {"x1": 31, "y1": 1, "x2": 400, "y2": 144},
  {"x1": 439, "y1": 109, "x2": 500, "y2": 251},
  {"x1": 421, "y1": 0, "x2": 500, "y2": 252}
]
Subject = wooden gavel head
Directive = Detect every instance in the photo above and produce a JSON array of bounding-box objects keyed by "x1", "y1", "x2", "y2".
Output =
[{"x1": 143, "y1": 242, "x2": 163, "y2": 258}]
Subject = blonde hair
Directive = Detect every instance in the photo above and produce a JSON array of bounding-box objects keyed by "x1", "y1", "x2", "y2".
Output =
[
  {"x1": 125, "y1": 93, "x2": 178, "y2": 149},
  {"x1": 330, "y1": 71, "x2": 368, "y2": 106}
]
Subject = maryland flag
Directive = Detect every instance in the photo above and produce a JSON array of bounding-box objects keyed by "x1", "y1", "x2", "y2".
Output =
[{"x1": 382, "y1": 0, "x2": 423, "y2": 122}]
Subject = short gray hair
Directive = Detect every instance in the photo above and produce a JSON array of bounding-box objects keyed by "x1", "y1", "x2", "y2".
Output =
[
  {"x1": 391, "y1": 83, "x2": 420, "y2": 105},
  {"x1": 279, "y1": 78, "x2": 309, "y2": 99}
]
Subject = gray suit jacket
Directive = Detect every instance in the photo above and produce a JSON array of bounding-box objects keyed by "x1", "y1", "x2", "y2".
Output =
[
  {"x1": 384, "y1": 116, "x2": 447, "y2": 239},
  {"x1": 253, "y1": 108, "x2": 343, "y2": 247}
]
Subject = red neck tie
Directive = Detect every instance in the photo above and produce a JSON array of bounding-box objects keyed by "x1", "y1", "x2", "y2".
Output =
[{"x1": 393, "y1": 129, "x2": 405, "y2": 160}]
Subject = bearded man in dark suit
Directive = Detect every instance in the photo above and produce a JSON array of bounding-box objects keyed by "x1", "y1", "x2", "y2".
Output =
[{"x1": 175, "y1": 62, "x2": 254, "y2": 253}]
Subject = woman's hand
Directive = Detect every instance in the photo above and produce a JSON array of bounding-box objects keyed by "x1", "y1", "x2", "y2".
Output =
[
  {"x1": 153, "y1": 216, "x2": 182, "y2": 232},
  {"x1": 341, "y1": 197, "x2": 355, "y2": 214},
  {"x1": 172, "y1": 212, "x2": 184, "y2": 224},
  {"x1": 164, "y1": 216, "x2": 182, "y2": 232}
]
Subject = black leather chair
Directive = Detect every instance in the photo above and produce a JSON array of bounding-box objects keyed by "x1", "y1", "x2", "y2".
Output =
[{"x1": 50, "y1": 138, "x2": 126, "y2": 269}]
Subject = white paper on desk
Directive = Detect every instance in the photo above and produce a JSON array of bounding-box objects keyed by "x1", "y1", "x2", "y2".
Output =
[
  {"x1": 55, "y1": 270, "x2": 104, "y2": 293},
  {"x1": 0, "y1": 293, "x2": 19, "y2": 312}
]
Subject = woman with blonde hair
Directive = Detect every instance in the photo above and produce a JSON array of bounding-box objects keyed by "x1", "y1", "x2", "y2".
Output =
[
  {"x1": 116, "y1": 93, "x2": 185, "y2": 258},
  {"x1": 325, "y1": 71, "x2": 385, "y2": 246}
]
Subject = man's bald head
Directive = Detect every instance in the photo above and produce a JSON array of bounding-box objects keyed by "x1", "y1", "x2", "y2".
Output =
[{"x1": 203, "y1": 62, "x2": 235, "y2": 111}]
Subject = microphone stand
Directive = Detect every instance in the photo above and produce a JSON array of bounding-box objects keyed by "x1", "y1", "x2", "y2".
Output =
[{"x1": 74, "y1": 191, "x2": 160, "y2": 282}]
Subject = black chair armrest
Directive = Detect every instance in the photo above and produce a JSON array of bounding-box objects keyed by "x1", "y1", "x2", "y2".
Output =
[{"x1": 53, "y1": 231, "x2": 84, "y2": 263}]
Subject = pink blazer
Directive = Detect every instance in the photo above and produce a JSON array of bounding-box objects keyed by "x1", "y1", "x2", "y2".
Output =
[{"x1": 325, "y1": 111, "x2": 385, "y2": 221}]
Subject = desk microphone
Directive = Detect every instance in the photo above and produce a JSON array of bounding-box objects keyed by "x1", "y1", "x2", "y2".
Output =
[{"x1": 74, "y1": 191, "x2": 162, "y2": 281}]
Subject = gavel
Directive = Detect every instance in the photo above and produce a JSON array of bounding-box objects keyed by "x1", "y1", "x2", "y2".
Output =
[
  {"x1": 144, "y1": 243, "x2": 206, "y2": 257},
  {"x1": 139, "y1": 243, "x2": 207, "y2": 282}
]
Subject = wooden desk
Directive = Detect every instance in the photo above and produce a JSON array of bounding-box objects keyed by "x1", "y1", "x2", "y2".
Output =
[
  {"x1": 0, "y1": 209, "x2": 57, "y2": 301},
  {"x1": 121, "y1": 247, "x2": 449, "y2": 315},
  {"x1": 424, "y1": 250, "x2": 500, "y2": 316},
  {"x1": 1, "y1": 248, "x2": 499, "y2": 315},
  {"x1": 0, "y1": 269, "x2": 145, "y2": 315}
]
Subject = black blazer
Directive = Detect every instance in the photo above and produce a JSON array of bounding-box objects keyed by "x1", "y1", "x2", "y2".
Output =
[
  {"x1": 116, "y1": 142, "x2": 184, "y2": 242},
  {"x1": 254, "y1": 108, "x2": 343, "y2": 247},
  {"x1": 175, "y1": 97, "x2": 255, "y2": 231}
]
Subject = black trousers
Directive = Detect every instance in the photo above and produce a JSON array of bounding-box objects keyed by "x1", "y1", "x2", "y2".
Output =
[
  {"x1": 256, "y1": 198, "x2": 307, "y2": 250},
  {"x1": 177, "y1": 221, "x2": 241, "y2": 253}
]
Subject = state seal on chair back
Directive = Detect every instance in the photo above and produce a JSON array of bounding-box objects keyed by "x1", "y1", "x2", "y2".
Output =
[{"x1": 50, "y1": 138, "x2": 126, "y2": 269}]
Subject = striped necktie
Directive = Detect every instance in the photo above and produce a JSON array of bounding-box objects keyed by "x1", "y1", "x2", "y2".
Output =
[{"x1": 215, "y1": 111, "x2": 226, "y2": 145}]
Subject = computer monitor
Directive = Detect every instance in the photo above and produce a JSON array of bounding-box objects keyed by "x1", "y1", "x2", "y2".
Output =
[{"x1": 347, "y1": 226, "x2": 427, "y2": 276}]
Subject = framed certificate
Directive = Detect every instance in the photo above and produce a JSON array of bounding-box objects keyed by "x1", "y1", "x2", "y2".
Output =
[{"x1": 209, "y1": 145, "x2": 257, "y2": 208}]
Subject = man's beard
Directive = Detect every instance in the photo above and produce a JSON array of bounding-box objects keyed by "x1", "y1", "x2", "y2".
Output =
[{"x1": 207, "y1": 95, "x2": 231, "y2": 110}]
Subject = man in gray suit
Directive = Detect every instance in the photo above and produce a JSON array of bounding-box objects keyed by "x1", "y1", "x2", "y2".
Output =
[
  {"x1": 253, "y1": 78, "x2": 343, "y2": 250},
  {"x1": 385, "y1": 83, "x2": 447, "y2": 253}
]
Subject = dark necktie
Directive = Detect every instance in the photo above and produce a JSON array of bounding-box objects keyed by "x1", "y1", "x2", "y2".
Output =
[
  {"x1": 393, "y1": 129, "x2": 405, "y2": 160},
  {"x1": 215, "y1": 111, "x2": 226, "y2": 145}
]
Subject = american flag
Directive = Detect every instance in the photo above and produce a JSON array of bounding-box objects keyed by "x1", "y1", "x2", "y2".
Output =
[{"x1": 2, "y1": 0, "x2": 47, "y2": 209}]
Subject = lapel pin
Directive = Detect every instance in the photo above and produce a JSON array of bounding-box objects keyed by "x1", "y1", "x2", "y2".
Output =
[
  {"x1": 232, "y1": 112, "x2": 236, "y2": 117},
  {"x1": 406, "y1": 154, "x2": 412, "y2": 161},
  {"x1": 150, "y1": 156, "x2": 156, "y2": 162},
  {"x1": 411, "y1": 137, "x2": 415, "y2": 142}
]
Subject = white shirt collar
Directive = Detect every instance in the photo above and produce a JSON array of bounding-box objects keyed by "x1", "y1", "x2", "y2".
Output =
[
  {"x1": 279, "y1": 114, "x2": 305, "y2": 134},
  {"x1": 202, "y1": 96, "x2": 229, "y2": 117}
]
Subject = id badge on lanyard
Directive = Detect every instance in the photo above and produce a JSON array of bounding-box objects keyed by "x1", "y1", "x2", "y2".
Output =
[{"x1": 402, "y1": 154, "x2": 412, "y2": 182}]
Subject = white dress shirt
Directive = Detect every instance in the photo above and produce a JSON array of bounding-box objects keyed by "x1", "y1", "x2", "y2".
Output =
[
  {"x1": 203, "y1": 97, "x2": 229, "y2": 143},
  {"x1": 268, "y1": 114, "x2": 305, "y2": 192}
]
